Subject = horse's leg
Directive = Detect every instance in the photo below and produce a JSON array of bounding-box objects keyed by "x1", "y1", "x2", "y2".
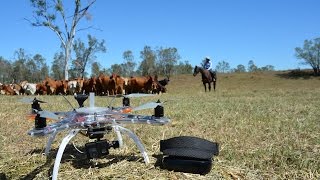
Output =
[
  {"x1": 208, "y1": 82, "x2": 211, "y2": 92},
  {"x1": 203, "y1": 83, "x2": 207, "y2": 92},
  {"x1": 213, "y1": 80, "x2": 216, "y2": 91}
]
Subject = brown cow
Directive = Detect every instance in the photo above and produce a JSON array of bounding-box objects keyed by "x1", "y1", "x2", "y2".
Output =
[
  {"x1": 10, "y1": 83, "x2": 24, "y2": 95},
  {"x1": 56, "y1": 80, "x2": 68, "y2": 95},
  {"x1": 126, "y1": 75, "x2": 156, "y2": 94},
  {"x1": 82, "y1": 77, "x2": 97, "y2": 94},
  {"x1": 153, "y1": 76, "x2": 167, "y2": 94},
  {"x1": 110, "y1": 74, "x2": 125, "y2": 95},
  {"x1": 98, "y1": 74, "x2": 112, "y2": 95},
  {"x1": 74, "y1": 78, "x2": 84, "y2": 94},
  {"x1": 94, "y1": 76, "x2": 103, "y2": 95},
  {"x1": 44, "y1": 78, "x2": 68, "y2": 95},
  {"x1": 44, "y1": 77, "x2": 58, "y2": 95},
  {"x1": 1, "y1": 84, "x2": 16, "y2": 95},
  {"x1": 36, "y1": 82, "x2": 47, "y2": 95}
]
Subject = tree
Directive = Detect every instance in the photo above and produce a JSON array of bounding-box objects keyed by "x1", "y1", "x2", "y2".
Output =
[
  {"x1": 51, "y1": 52, "x2": 65, "y2": 80},
  {"x1": 260, "y1": 65, "x2": 275, "y2": 71},
  {"x1": 175, "y1": 60, "x2": 193, "y2": 74},
  {"x1": 295, "y1": 38, "x2": 320, "y2": 75},
  {"x1": 234, "y1": 64, "x2": 246, "y2": 73},
  {"x1": 33, "y1": 54, "x2": 49, "y2": 81},
  {"x1": 216, "y1": 60, "x2": 230, "y2": 73},
  {"x1": 91, "y1": 61, "x2": 101, "y2": 77},
  {"x1": 122, "y1": 50, "x2": 136, "y2": 77},
  {"x1": 71, "y1": 34, "x2": 106, "y2": 78},
  {"x1": 138, "y1": 46, "x2": 156, "y2": 76},
  {"x1": 156, "y1": 47, "x2": 180, "y2": 77},
  {"x1": 12, "y1": 48, "x2": 30, "y2": 82},
  {"x1": 25, "y1": 58, "x2": 37, "y2": 82},
  {"x1": 0, "y1": 57, "x2": 12, "y2": 83},
  {"x1": 248, "y1": 60, "x2": 258, "y2": 72},
  {"x1": 28, "y1": 0, "x2": 97, "y2": 80},
  {"x1": 110, "y1": 64, "x2": 124, "y2": 75}
]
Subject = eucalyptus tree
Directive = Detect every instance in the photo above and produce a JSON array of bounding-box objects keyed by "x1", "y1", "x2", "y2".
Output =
[
  {"x1": 122, "y1": 50, "x2": 136, "y2": 77},
  {"x1": 248, "y1": 60, "x2": 258, "y2": 72},
  {"x1": 91, "y1": 61, "x2": 101, "y2": 77},
  {"x1": 51, "y1": 52, "x2": 65, "y2": 80},
  {"x1": 32, "y1": 54, "x2": 49, "y2": 82},
  {"x1": 234, "y1": 64, "x2": 246, "y2": 73},
  {"x1": 156, "y1": 47, "x2": 180, "y2": 77},
  {"x1": 110, "y1": 64, "x2": 124, "y2": 75},
  {"x1": 139, "y1": 46, "x2": 156, "y2": 76},
  {"x1": 23, "y1": 54, "x2": 48, "y2": 82},
  {"x1": 28, "y1": 0, "x2": 97, "y2": 80},
  {"x1": 295, "y1": 38, "x2": 320, "y2": 75},
  {"x1": 260, "y1": 65, "x2": 275, "y2": 71},
  {"x1": 0, "y1": 57, "x2": 12, "y2": 83},
  {"x1": 71, "y1": 34, "x2": 106, "y2": 78},
  {"x1": 216, "y1": 60, "x2": 230, "y2": 73},
  {"x1": 12, "y1": 48, "x2": 30, "y2": 82},
  {"x1": 175, "y1": 60, "x2": 192, "y2": 74}
]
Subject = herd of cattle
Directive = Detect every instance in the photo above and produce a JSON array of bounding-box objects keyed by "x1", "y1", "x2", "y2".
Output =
[{"x1": 0, "y1": 74, "x2": 170, "y2": 96}]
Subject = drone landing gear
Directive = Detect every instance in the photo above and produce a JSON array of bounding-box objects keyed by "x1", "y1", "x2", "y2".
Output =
[
  {"x1": 50, "y1": 126, "x2": 150, "y2": 180},
  {"x1": 45, "y1": 130, "x2": 58, "y2": 155},
  {"x1": 52, "y1": 129, "x2": 80, "y2": 180}
]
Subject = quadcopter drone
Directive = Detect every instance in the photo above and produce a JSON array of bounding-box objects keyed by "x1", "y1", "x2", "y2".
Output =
[{"x1": 22, "y1": 93, "x2": 170, "y2": 180}]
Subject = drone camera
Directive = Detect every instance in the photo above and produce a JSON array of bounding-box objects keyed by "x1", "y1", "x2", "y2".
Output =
[
  {"x1": 85, "y1": 140, "x2": 109, "y2": 159},
  {"x1": 85, "y1": 140, "x2": 120, "y2": 159}
]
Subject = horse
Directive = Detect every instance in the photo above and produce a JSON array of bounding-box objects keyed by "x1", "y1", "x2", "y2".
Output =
[{"x1": 193, "y1": 66, "x2": 217, "y2": 92}]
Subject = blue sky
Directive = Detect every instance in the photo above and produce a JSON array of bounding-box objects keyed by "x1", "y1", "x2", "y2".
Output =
[{"x1": 1, "y1": 0, "x2": 320, "y2": 71}]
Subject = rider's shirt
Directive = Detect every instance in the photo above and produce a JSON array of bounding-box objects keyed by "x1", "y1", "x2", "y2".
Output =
[{"x1": 204, "y1": 62, "x2": 212, "y2": 71}]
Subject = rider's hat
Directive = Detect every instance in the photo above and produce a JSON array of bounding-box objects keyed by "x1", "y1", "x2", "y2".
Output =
[{"x1": 205, "y1": 56, "x2": 211, "y2": 61}]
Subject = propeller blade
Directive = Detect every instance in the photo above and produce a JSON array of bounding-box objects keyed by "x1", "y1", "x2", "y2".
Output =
[
  {"x1": 20, "y1": 97, "x2": 46, "y2": 104},
  {"x1": 132, "y1": 102, "x2": 162, "y2": 111},
  {"x1": 19, "y1": 97, "x2": 34, "y2": 103},
  {"x1": 108, "y1": 93, "x2": 155, "y2": 98},
  {"x1": 36, "y1": 99, "x2": 46, "y2": 103},
  {"x1": 38, "y1": 110, "x2": 60, "y2": 120},
  {"x1": 123, "y1": 93, "x2": 155, "y2": 98}
]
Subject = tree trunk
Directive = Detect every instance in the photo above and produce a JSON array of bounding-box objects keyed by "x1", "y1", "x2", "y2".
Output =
[
  {"x1": 312, "y1": 67, "x2": 320, "y2": 76},
  {"x1": 64, "y1": 45, "x2": 71, "y2": 80}
]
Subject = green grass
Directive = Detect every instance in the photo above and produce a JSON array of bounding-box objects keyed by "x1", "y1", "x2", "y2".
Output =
[{"x1": 0, "y1": 71, "x2": 319, "y2": 179}]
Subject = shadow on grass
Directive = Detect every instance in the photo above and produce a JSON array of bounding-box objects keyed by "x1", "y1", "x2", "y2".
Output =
[
  {"x1": 0, "y1": 173, "x2": 8, "y2": 180},
  {"x1": 276, "y1": 69, "x2": 317, "y2": 79},
  {"x1": 19, "y1": 152, "x2": 54, "y2": 180},
  {"x1": 20, "y1": 144, "x2": 147, "y2": 179}
]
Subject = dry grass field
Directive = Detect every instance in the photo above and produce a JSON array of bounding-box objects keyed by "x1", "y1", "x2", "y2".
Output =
[{"x1": 0, "y1": 71, "x2": 319, "y2": 179}]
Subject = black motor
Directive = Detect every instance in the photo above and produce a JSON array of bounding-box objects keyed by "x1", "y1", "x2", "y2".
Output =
[{"x1": 31, "y1": 98, "x2": 47, "y2": 129}]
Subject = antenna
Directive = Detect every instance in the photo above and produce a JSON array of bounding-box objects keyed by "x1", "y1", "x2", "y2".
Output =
[
  {"x1": 108, "y1": 96, "x2": 117, "y2": 108},
  {"x1": 60, "y1": 93, "x2": 76, "y2": 110}
]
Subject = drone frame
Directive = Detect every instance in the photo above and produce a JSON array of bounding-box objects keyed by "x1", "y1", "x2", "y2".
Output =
[{"x1": 26, "y1": 93, "x2": 169, "y2": 180}]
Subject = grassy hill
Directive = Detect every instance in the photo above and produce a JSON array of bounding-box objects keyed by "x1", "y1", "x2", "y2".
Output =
[{"x1": 0, "y1": 71, "x2": 319, "y2": 179}]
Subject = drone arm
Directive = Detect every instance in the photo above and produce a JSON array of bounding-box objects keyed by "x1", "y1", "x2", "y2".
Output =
[{"x1": 116, "y1": 126, "x2": 150, "y2": 164}]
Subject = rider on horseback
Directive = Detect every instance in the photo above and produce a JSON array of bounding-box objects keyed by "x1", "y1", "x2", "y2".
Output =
[{"x1": 203, "y1": 57, "x2": 216, "y2": 82}]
